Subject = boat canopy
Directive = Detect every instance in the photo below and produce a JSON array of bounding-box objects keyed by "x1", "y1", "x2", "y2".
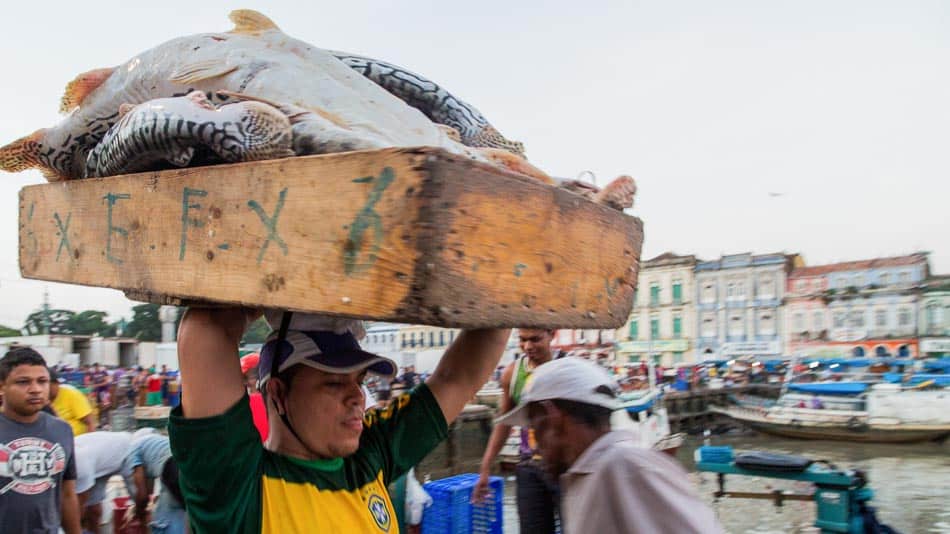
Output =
[{"x1": 787, "y1": 382, "x2": 869, "y2": 395}]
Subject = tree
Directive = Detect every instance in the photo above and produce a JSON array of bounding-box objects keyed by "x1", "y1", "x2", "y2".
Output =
[
  {"x1": 242, "y1": 317, "x2": 272, "y2": 345},
  {"x1": 66, "y1": 310, "x2": 111, "y2": 336},
  {"x1": 123, "y1": 304, "x2": 162, "y2": 341},
  {"x1": 0, "y1": 324, "x2": 21, "y2": 337},
  {"x1": 23, "y1": 309, "x2": 76, "y2": 335}
]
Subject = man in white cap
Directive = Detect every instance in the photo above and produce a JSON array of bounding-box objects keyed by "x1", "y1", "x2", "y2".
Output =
[
  {"x1": 497, "y1": 357, "x2": 724, "y2": 534},
  {"x1": 169, "y1": 309, "x2": 509, "y2": 533}
]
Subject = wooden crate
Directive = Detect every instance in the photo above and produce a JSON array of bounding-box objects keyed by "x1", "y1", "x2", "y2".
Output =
[{"x1": 19, "y1": 148, "x2": 642, "y2": 328}]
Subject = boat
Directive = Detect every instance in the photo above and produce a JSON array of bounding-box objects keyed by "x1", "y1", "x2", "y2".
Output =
[{"x1": 714, "y1": 383, "x2": 950, "y2": 443}]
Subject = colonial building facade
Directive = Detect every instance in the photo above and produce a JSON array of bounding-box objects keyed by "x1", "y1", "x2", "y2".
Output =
[
  {"x1": 919, "y1": 275, "x2": 950, "y2": 358},
  {"x1": 786, "y1": 253, "x2": 930, "y2": 358},
  {"x1": 617, "y1": 253, "x2": 697, "y2": 366},
  {"x1": 694, "y1": 252, "x2": 801, "y2": 360}
]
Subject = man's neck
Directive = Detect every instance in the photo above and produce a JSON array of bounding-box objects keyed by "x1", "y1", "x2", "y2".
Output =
[{"x1": 0, "y1": 407, "x2": 40, "y2": 425}]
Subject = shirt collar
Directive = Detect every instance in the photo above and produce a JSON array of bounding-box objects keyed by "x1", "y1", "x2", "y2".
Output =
[{"x1": 566, "y1": 429, "x2": 637, "y2": 475}]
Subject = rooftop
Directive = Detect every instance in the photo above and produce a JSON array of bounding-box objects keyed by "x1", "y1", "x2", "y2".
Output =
[{"x1": 790, "y1": 252, "x2": 930, "y2": 278}]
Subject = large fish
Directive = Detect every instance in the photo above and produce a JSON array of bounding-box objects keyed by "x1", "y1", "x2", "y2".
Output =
[
  {"x1": 331, "y1": 52, "x2": 525, "y2": 156},
  {"x1": 84, "y1": 91, "x2": 294, "y2": 178},
  {"x1": 0, "y1": 10, "x2": 544, "y2": 183}
]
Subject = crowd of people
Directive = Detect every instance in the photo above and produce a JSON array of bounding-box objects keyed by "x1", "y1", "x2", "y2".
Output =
[{"x1": 2, "y1": 315, "x2": 725, "y2": 533}]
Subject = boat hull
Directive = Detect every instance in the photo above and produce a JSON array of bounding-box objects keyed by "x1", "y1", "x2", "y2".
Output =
[{"x1": 713, "y1": 406, "x2": 950, "y2": 444}]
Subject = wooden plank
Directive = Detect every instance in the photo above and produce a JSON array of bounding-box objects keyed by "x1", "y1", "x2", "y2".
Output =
[{"x1": 19, "y1": 147, "x2": 642, "y2": 328}]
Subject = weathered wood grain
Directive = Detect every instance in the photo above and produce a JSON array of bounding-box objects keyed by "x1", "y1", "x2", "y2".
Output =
[{"x1": 19, "y1": 147, "x2": 642, "y2": 328}]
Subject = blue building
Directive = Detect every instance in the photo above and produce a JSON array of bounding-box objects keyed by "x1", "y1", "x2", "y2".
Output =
[{"x1": 694, "y1": 252, "x2": 803, "y2": 360}]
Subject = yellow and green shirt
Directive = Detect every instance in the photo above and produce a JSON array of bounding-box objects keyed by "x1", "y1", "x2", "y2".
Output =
[{"x1": 168, "y1": 384, "x2": 447, "y2": 533}]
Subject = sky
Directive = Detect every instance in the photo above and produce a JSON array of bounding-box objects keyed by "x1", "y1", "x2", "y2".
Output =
[{"x1": 0, "y1": 0, "x2": 948, "y2": 329}]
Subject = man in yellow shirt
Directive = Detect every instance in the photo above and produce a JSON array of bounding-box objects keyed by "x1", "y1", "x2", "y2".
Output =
[{"x1": 50, "y1": 370, "x2": 96, "y2": 436}]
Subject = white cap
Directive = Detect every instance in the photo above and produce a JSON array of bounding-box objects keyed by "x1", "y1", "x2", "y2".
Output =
[{"x1": 494, "y1": 357, "x2": 622, "y2": 426}]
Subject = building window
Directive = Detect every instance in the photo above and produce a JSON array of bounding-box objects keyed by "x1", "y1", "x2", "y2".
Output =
[
  {"x1": 629, "y1": 319, "x2": 638, "y2": 340},
  {"x1": 701, "y1": 315, "x2": 716, "y2": 338},
  {"x1": 898, "y1": 271, "x2": 911, "y2": 284},
  {"x1": 813, "y1": 312, "x2": 824, "y2": 332},
  {"x1": 401, "y1": 334, "x2": 407, "y2": 348},
  {"x1": 672, "y1": 280, "x2": 682, "y2": 304},
  {"x1": 879, "y1": 273, "x2": 889, "y2": 287},
  {"x1": 650, "y1": 317, "x2": 660, "y2": 339},
  {"x1": 848, "y1": 311, "x2": 865, "y2": 328},
  {"x1": 758, "y1": 275, "x2": 774, "y2": 298},
  {"x1": 795, "y1": 280, "x2": 806, "y2": 293},
  {"x1": 759, "y1": 313, "x2": 775, "y2": 336},
  {"x1": 390, "y1": 334, "x2": 395, "y2": 343},
  {"x1": 439, "y1": 331, "x2": 445, "y2": 346},
  {"x1": 673, "y1": 352, "x2": 684, "y2": 364},
  {"x1": 898, "y1": 308, "x2": 912, "y2": 327},
  {"x1": 429, "y1": 332, "x2": 435, "y2": 347},
  {"x1": 875, "y1": 309, "x2": 887, "y2": 328},
  {"x1": 793, "y1": 313, "x2": 805, "y2": 332},
  {"x1": 450, "y1": 330, "x2": 456, "y2": 342},
  {"x1": 633, "y1": 288, "x2": 638, "y2": 307},
  {"x1": 728, "y1": 314, "x2": 744, "y2": 337},
  {"x1": 673, "y1": 316, "x2": 682, "y2": 338},
  {"x1": 702, "y1": 282, "x2": 716, "y2": 303},
  {"x1": 834, "y1": 312, "x2": 846, "y2": 328},
  {"x1": 650, "y1": 284, "x2": 660, "y2": 306},
  {"x1": 852, "y1": 274, "x2": 863, "y2": 288},
  {"x1": 925, "y1": 303, "x2": 942, "y2": 332}
]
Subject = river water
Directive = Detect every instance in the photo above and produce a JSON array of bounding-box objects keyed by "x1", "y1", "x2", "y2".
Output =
[{"x1": 416, "y1": 423, "x2": 950, "y2": 534}]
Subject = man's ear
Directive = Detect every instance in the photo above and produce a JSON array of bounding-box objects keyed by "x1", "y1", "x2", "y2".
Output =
[{"x1": 266, "y1": 379, "x2": 287, "y2": 415}]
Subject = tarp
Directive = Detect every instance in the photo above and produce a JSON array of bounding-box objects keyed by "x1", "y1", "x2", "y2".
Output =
[{"x1": 788, "y1": 382, "x2": 869, "y2": 395}]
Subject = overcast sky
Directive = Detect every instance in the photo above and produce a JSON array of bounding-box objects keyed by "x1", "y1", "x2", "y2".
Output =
[{"x1": 0, "y1": 0, "x2": 947, "y2": 329}]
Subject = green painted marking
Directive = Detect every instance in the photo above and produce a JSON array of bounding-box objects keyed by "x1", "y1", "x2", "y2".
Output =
[
  {"x1": 25, "y1": 202, "x2": 37, "y2": 256},
  {"x1": 53, "y1": 212, "x2": 72, "y2": 262},
  {"x1": 344, "y1": 167, "x2": 395, "y2": 275},
  {"x1": 217, "y1": 243, "x2": 230, "y2": 250},
  {"x1": 180, "y1": 187, "x2": 208, "y2": 260},
  {"x1": 102, "y1": 193, "x2": 131, "y2": 264},
  {"x1": 514, "y1": 263, "x2": 527, "y2": 277},
  {"x1": 248, "y1": 188, "x2": 289, "y2": 265}
]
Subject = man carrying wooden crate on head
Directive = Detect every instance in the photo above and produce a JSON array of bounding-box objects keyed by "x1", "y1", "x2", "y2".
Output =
[{"x1": 168, "y1": 308, "x2": 509, "y2": 533}]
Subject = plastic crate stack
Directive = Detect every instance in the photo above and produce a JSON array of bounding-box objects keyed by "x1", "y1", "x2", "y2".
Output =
[{"x1": 421, "y1": 473, "x2": 503, "y2": 534}]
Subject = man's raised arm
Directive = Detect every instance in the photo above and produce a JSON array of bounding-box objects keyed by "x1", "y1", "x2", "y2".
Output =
[
  {"x1": 425, "y1": 328, "x2": 511, "y2": 425},
  {"x1": 177, "y1": 308, "x2": 259, "y2": 419}
]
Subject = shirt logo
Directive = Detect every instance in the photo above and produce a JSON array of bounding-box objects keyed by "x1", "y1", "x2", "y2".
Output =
[
  {"x1": 367, "y1": 493, "x2": 391, "y2": 532},
  {"x1": 0, "y1": 438, "x2": 67, "y2": 495}
]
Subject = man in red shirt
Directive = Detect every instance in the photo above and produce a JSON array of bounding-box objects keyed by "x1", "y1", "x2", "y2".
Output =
[
  {"x1": 145, "y1": 371, "x2": 163, "y2": 406},
  {"x1": 240, "y1": 353, "x2": 269, "y2": 441}
]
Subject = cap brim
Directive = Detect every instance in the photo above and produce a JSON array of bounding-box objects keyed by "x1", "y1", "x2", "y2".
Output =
[
  {"x1": 493, "y1": 402, "x2": 530, "y2": 427},
  {"x1": 294, "y1": 350, "x2": 397, "y2": 378}
]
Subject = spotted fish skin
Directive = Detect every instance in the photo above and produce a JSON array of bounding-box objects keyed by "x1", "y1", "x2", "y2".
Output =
[
  {"x1": 85, "y1": 91, "x2": 293, "y2": 178},
  {"x1": 331, "y1": 52, "x2": 525, "y2": 156}
]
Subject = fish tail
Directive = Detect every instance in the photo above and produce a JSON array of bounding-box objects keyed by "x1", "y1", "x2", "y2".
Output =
[{"x1": 0, "y1": 129, "x2": 46, "y2": 174}]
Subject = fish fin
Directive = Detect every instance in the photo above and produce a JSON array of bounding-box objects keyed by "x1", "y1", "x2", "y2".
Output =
[
  {"x1": 169, "y1": 61, "x2": 238, "y2": 85},
  {"x1": 0, "y1": 130, "x2": 45, "y2": 173},
  {"x1": 60, "y1": 67, "x2": 115, "y2": 113},
  {"x1": 118, "y1": 103, "x2": 136, "y2": 118},
  {"x1": 217, "y1": 91, "x2": 313, "y2": 124},
  {"x1": 477, "y1": 147, "x2": 553, "y2": 184},
  {"x1": 228, "y1": 10, "x2": 280, "y2": 34}
]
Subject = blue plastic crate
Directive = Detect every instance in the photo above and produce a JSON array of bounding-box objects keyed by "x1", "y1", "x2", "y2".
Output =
[{"x1": 422, "y1": 473, "x2": 503, "y2": 534}]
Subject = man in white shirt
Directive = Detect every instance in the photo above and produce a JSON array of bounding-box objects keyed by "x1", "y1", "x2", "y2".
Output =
[
  {"x1": 74, "y1": 431, "x2": 134, "y2": 533},
  {"x1": 496, "y1": 357, "x2": 723, "y2": 534}
]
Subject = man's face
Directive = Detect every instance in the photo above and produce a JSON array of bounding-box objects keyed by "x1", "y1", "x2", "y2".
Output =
[
  {"x1": 518, "y1": 329, "x2": 554, "y2": 365},
  {"x1": 279, "y1": 366, "x2": 367, "y2": 458},
  {"x1": 1, "y1": 365, "x2": 50, "y2": 418},
  {"x1": 526, "y1": 401, "x2": 571, "y2": 477}
]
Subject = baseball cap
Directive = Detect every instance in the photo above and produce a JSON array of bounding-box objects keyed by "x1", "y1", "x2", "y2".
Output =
[
  {"x1": 48, "y1": 369, "x2": 66, "y2": 384},
  {"x1": 240, "y1": 353, "x2": 260, "y2": 375},
  {"x1": 494, "y1": 357, "x2": 621, "y2": 426},
  {"x1": 258, "y1": 329, "x2": 397, "y2": 386}
]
